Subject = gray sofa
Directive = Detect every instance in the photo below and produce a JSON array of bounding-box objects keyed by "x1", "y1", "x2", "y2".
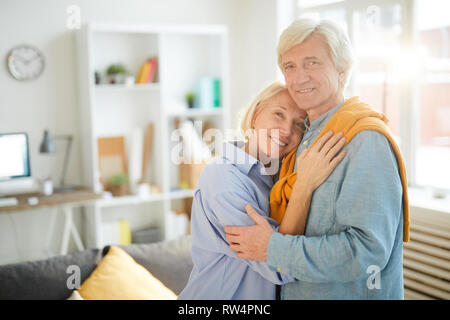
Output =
[{"x1": 0, "y1": 236, "x2": 193, "y2": 300}]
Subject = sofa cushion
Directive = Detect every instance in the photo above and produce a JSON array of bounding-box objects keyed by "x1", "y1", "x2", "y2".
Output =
[
  {"x1": 0, "y1": 236, "x2": 193, "y2": 299},
  {"x1": 78, "y1": 246, "x2": 177, "y2": 300},
  {"x1": 0, "y1": 248, "x2": 101, "y2": 300},
  {"x1": 120, "y1": 236, "x2": 192, "y2": 295}
]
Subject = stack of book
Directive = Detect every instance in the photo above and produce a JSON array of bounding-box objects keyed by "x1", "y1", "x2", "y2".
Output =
[{"x1": 136, "y1": 57, "x2": 158, "y2": 84}]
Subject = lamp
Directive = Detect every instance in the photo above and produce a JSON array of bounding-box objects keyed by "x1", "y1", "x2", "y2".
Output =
[{"x1": 39, "y1": 129, "x2": 76, "y2": 192}]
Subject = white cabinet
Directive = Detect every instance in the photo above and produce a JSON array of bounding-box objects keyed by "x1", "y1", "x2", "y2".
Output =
[{"x1": 76, "y1": 23, "x2": 229, "y2": 248}]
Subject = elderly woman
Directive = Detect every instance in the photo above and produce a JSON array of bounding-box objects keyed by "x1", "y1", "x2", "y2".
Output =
[{"x1": 178, "y1": 81, "x2": 346, "y2": 300}]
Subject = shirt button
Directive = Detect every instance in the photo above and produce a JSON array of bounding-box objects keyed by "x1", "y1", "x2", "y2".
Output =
[
  {"x1": 303, "y1": 140, "x2": 308, "y2": 146},
  {"x1": 277, "y1": 267, "x2": 282, "y2": 272}
]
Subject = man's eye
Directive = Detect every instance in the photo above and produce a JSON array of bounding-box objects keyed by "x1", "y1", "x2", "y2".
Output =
[
  {"x1": 284, "y1": 65, "x2": 294, "y2": 71},
  {"x1": 275, "y1": 112, "x2": 283, "y2": 118},
  {"x1": 309, "y1": 61, "x2": 319, "y2": 66}
]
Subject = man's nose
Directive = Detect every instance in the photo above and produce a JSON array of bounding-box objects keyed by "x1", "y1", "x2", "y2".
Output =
[{"x1": 293, "y1": 67, "x2": 310, "y2": 85}]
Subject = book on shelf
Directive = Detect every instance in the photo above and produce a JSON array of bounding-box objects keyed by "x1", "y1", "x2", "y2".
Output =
[
  {"x1": 136, "y1": 57, "x2": 158, "y2": 84},
  {"x1": 194, "y1": 77, "x2": 220, "y2": 109}
]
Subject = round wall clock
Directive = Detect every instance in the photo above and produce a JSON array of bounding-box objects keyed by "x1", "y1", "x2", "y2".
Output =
[{"x1": 7, "y1": 44, "x2": 45, "y2": 81}]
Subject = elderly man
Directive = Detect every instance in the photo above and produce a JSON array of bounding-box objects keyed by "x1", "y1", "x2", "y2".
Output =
[{"x1": 225, "y1": 18, "x2": 408, "y2": 299}]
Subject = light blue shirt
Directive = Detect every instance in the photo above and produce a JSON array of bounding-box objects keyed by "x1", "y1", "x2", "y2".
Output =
[
  {"x1": 267, "y1": 102, "x2": 404, "y2": 299},
  {"x1": 178, "y1": 142, "x2": 294, "y2": 300}
]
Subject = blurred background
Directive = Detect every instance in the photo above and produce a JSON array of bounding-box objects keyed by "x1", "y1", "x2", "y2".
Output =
[{"x1": 0, "y1": 0, "x2": 448, "y2": 300}]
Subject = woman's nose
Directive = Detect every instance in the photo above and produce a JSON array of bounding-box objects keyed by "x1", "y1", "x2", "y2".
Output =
[{"x1": 278, "y1": 122, "x2": 292, "y2": 137}]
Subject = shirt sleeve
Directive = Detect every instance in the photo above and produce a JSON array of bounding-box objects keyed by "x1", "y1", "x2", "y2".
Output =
[
  {"x1": 196, "y1": 171, "x2": 295, "y2": 285},
  {"x1": 266, "y1": 131, "x2": 403, "y2": 283}
]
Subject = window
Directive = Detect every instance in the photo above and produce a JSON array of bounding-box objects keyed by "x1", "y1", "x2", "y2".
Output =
[
  {"x1": 294, "y1": 0, "x2": 450, "y2": 192},
  {"x1": 352, "y1": 3, "x2": 403, "y2": 142},
  {"x1": 297, "y1": 0, "x2": 344, "y2": 9},
  {"x1": 415, "y1": 0, "x2": 450, "y2": 190}
]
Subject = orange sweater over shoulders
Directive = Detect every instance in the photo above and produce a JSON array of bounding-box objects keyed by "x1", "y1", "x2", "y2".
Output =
[{"x1": 269, "y1": 96, "x2": 410, "y2": 242}]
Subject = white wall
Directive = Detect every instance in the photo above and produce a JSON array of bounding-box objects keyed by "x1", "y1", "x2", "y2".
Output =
[{"x1": 0, "y1": 0, "x2": 280, "y2": 264}]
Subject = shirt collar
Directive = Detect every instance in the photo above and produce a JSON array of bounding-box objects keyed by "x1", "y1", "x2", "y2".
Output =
[
  {"x1": 221, "y1": 141, "x2": 259, "y2": 175},
  {"x1": 304, "y1": 102, "x2": 344, "y2": 132}
]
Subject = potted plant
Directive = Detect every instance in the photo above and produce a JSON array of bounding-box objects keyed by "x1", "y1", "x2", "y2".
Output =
[
  {"x1": 106, "y1": 64, "x2": 127, "y2": 84},
  {"x1": 109, "y1": 173, "x2": 128, "y2": 197},
  {"x1": 185, "y1": 91, "x2": 195, "y2": 108}
]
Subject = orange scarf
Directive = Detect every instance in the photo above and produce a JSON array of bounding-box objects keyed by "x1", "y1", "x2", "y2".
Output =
[{"x1": 269, "y1": 96, "x2": 410, "y2": 242}]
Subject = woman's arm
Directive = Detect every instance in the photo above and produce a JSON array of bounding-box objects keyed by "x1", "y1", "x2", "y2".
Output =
[
  {"x1": 201, "y1": 190, "x2": 295, "y2": 285},
  {"x1": 278, "y1": 131, "x2": 347, "y2": 235},
  {"x1": 278, "y1": 179, "x2": 313, "y2": 235}
]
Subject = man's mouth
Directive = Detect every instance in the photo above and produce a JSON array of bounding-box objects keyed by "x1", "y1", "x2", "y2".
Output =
[
  {"x1": 271, "y1": 136, "x2": 287, "y2": 147},
  {"x1": 296, "y1": 88, "x2": 314, "y2": 93}
]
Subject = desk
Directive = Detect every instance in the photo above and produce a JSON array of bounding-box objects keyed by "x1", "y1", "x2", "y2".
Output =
[{"x1": 0, "y1": 189, "x2": 101, "y2": 256}]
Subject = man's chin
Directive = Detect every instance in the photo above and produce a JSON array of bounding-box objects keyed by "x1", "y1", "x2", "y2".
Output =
[{"x1": 293, "y1": 97, "x2": 316, "y2": 111}]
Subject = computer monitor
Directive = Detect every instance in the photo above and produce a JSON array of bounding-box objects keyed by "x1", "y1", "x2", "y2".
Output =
[{"x1": 0, "y1": 132, "x2": 31, "y2": 181}]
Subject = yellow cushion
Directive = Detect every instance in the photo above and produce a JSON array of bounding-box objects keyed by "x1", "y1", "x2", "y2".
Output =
[{"x1": 78, "y1": 246, "x2": 177, "y2": 300}]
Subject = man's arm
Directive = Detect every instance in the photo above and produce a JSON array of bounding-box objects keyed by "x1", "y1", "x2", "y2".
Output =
[{"x1": 226, "y1": 131, "x2": 403, "y2": 283}]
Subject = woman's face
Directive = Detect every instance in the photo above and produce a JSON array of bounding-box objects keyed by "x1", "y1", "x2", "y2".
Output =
[{"x1": 250, "y1": 89, "x2": 306, "y2": 160}]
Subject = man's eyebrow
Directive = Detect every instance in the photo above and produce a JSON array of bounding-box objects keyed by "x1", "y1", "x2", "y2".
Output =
[
  {"x1": 282, "y1": 56, "x2": 319, "y2": 66},
  {"x1": 304, "y1": 56, "x2": 319, "y2": 60}
]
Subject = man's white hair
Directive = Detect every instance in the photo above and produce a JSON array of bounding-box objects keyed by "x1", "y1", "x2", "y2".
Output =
[{"x1": 277, "y1": 18, "x2": 355, "y2": 90}]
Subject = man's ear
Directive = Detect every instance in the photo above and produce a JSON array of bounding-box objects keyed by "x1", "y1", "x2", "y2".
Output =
[
  {"x1": 339, "y1": 71, "x2": 346, "y2": 84},
  {"x1": 337, "y1": 71, "x2": 346, "y2": 90}
]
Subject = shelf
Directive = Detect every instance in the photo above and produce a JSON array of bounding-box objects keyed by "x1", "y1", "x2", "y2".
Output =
[
  {"x1": 97, "y1": 193, "x2": 165, "y2": 208},
  {"x1": 96, "y1": 189, "x2": 195, "y2": 208},
  {"x1": 78, "y1": 23, "x2": 228, "y2": 247},
  {"x1": 167, "y1": 108, "x2": 223, "y2": 118},
  {"x1": 169, "y1": 189, "x2": 195, "y2": 200},
  {"x1": 94, "y1": 83, "x2": 160, "y2": 92}
]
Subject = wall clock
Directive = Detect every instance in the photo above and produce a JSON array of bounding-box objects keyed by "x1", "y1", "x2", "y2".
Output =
[{"x1": 7, "y1": 44, "x2": 45, "y2": 81}]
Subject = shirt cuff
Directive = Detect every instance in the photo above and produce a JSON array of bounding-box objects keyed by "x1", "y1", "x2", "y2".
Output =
[{"x1": 267, "y1": 232, "x2": 289, "y2": 274}]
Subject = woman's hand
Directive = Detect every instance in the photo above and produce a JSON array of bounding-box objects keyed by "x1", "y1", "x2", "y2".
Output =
[{"x1": 295, "y1": 131, "x2": 346, "y2": 193}]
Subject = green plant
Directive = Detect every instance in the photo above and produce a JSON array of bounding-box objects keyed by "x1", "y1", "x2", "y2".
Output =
[
  {"x1": 110, "y1": 173, "x2": 128, "y2": 186},
  {"x1": 106, "y1": 64, "x2": 127, "y2": 75},
  {"x1": 185, "y1": 92, "x2": 194, "y2": 102},
  {"x1": 185, "y1": 91, "x2": 195, "y2": 107}
]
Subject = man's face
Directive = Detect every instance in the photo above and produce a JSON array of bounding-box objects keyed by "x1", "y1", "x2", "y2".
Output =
[{"x1": 281, "y1": 33, "x2": 343, "y2": 122}]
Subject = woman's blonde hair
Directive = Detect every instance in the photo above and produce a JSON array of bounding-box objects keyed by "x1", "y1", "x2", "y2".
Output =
[
  {"x1": 239, "y1": 81, "x2": 287, "y2": 134},
  {"x1": 277, "y1": 18, "x2": 355, "y2": 90}
]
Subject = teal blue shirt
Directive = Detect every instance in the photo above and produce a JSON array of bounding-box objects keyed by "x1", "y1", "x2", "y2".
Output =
[{"x1": 267, "y1": 102, "x2": 404, "y2": 299}]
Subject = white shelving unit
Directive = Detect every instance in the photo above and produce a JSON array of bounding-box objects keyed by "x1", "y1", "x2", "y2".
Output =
[{"x1": 76, "y1": 22, "x2": 229, "y2": 249}]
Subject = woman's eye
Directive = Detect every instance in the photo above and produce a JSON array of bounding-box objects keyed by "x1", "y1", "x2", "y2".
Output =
[
  {"x1": 275, "y1": 112, "x2": 283, "y2": 118},
  {"x1": 309, "y1": 61, "x2": 319, "y2": 66}
]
